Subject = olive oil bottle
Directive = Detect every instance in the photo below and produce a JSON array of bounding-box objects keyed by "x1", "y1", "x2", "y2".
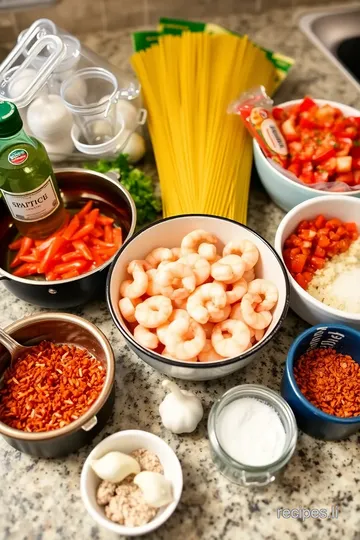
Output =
[{"x1": 0, "y1": 101, "x2": 66, "y2": 239}]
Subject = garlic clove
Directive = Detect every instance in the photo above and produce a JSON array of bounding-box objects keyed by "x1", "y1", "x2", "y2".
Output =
[
  {"x1": 122, "y1": 132, "x2": 146, "y2": 163},
  {"x1": 159, "y1": 380, "x2": 204, "y2": 434},
  {"x1": 134, "y1": 471, "x2": 173, "y2": 508},
  {"x1": 91, "y1": 451, "x2": 140, "y2": 483}
]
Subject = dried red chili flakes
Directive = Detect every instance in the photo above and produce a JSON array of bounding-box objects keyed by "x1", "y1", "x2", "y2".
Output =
[
  {"x1": 294, "y1": 348, "x2": 360, "y2": 418},
  {"x1": 0, "y1": 341, "x2": 105, "y2": 433}
]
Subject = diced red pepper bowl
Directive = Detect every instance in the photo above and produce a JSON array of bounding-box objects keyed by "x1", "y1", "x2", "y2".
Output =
[
  {"x1": 254, "y1": 99, "x2": 360, "y2": 212},
  {"x1": 274, "y1": 195, "x2": 360, "y2": 330},
  {"x1": 0, "y1": 169, "x2": 136, "y2": 309}
]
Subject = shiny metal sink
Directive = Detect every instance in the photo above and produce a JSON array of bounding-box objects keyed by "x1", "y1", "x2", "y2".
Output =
[{"x1": 299, "y1": 5, "x2": 360, "y2": 91}]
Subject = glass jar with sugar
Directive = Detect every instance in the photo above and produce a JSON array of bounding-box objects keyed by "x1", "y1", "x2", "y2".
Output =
[{"x1": 208, "y1": 384, "x2": 297, "y2": 487}]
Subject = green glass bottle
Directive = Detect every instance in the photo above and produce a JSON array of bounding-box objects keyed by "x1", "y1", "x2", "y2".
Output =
[{"x1": 0, "y1": 101, "x2": 66, "y2": 239}]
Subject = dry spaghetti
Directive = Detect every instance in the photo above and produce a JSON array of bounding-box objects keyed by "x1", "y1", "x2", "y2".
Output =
[{"x1": 131, "y1": 32, "x2": 277, "y2": 223}]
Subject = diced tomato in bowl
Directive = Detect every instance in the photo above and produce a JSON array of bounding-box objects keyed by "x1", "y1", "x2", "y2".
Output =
[
  {"x1": 253, "y1": 98, "x2": 360, "y2": 212},
  {"x1": 276, "y1": 97, "x2": 360, "y2": 189}
]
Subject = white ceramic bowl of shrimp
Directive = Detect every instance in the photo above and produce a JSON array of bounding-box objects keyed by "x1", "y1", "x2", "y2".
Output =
[
  {"x1": 81, "y1": 430, "x2": 183, "y2": 536},
  {"x1": 106, "y1": 215, "x2": 290, "y2": 381}
]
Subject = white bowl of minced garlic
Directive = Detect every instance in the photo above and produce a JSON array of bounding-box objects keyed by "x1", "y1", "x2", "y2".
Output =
[{"x1": 81, "y1": 429, "x2": 183, "y2": 536}]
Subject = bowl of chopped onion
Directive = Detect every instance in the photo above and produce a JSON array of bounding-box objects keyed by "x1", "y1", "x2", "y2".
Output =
[
  {"x1": 254, "y1": 98, "x2": 360, "y2": 212},
  {"x1": 275, "y1": 195, "x2": 360, "y2": 329}
]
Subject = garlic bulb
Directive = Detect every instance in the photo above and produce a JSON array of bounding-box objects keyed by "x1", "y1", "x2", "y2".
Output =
[
  {"x1": 122, "y1": 131, "x2": 146, "y2": 163},
  {"x1": 91, "y1": 451, "x2": 140, "y2": 483},
  {"x1": 159, "y1": 380, "x2": 203, "y2": 434},
  {"x1": 27, "y1": 95, "x2": 73, "y2": 141},
  {"x1": 8, "y1": 68, "x2": 38, "y2": 99},
  {"x1": 116, "y1": 100, "x2": 138, "y2": 129},
  {"x1": 134, "y1": 471, "x2": 173, "y2": 508}
]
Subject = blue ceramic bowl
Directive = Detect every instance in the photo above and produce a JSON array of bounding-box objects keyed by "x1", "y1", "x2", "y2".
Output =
[{"x1": 281, "y1": 324, "x2": 360, "y2": 440}]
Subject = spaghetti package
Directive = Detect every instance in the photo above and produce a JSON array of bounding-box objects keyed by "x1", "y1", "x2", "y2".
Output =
[{"x1": 228, "y1": 86, "x2": 288, "y2": 166}]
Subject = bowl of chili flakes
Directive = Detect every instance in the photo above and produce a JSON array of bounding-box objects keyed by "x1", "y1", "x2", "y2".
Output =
[
  {"x1": 281, "y1": 323, "x2": 360, "y2": 440},
  {"x1": 0, "y1": 312, "x2": 115, "y2": 457}
]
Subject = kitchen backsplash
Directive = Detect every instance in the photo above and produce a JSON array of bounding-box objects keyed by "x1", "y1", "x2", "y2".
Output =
[{"x1": 0, "y1": 0, "x2": 335, "y2": 44}]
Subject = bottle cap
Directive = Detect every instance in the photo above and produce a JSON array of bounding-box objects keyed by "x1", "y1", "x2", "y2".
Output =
[{"x1": 0, "y1": 101, "x2": 23, "y2": 138}]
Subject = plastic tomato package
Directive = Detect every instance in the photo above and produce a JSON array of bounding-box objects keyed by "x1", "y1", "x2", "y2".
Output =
[
  {"x1": 228, "y1": 85, "x2": 288, "y2": 166},
  {"x1": 229, "y1": 87, "x2": 360, "y2": 192}
]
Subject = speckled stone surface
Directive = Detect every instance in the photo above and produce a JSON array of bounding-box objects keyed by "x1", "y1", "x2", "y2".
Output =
[{"x1": 1, "y1": 4, "x2": 360, "y2": 540}]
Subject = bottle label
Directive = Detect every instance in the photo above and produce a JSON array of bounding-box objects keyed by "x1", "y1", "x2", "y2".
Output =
[
  {"x1": 8, "y1": 148, "x2": 29, "y2": 166},
  {"x1": 1, "y1": 176, "x2": 60, "y2": 223}
]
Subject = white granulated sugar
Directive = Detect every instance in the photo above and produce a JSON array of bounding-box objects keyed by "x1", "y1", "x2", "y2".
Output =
[{"x1": 216, "y1": 397, "x2": 286, "y2": 467}]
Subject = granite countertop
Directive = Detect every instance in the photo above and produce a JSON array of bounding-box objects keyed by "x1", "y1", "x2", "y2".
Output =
[{"x1": 1, "y1": 5, "x2": 360, "y2": 540}]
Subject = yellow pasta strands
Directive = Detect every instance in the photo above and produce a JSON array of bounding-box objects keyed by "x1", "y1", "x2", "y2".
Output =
[{"x1": 131, "y1": 32, "x2": 276, "y2": 223}]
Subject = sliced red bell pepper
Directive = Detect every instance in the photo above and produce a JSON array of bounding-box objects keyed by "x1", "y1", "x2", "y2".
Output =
[
  {"x1": 72, "y1": 240, "x2": 93, "y2": 261},
  {"x1": 104, "y1": 225, "x2": 113, "y2": 244},
  {"x1": 113, "y1": 227, "x2": 122, "y2": 247},
  {"x1": 76, "y1": 201, "x2": 93, "y2": 219},
  {"x1": 10, "y1": 237, "x2": 34, "y2": 268},
  {"x1": 53, "y1": 260, "x2": 88, "y2": 275},
  {"x1": 39, "y1": 236, "x2": 67, "y2": 274},
  {"x1": 70, "y1": 223, "x2": 94, "y2": 240},
  {"x1": 61, "y1": 250, "x2": 82, "y2": 262},
  {"x1": 13, "y1": 262, "x2": 39, "y2": 277},
  {"x1": 91, "y1": 238, "x2": 115, "y2": 248},
  {"x1": 8, "y1": 238, "x2": 23, "y2": 251},
  {"x1": 97, "y1": 214, "x2": 114, "y2": 226},
  {"x1": 62, "y1": 214, "x2": 80, "y2": 241},
  {"x1": 61, "y1": 269, "x2": 80, "y2": 279},
  {"x1": 86, "y1": 208, "x2": 100, "y2": 226}
]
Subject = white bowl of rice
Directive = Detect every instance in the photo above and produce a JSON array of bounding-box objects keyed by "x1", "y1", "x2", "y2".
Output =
[{"x1": 275, "y1": 195, "x2": 360, "y2": 330}]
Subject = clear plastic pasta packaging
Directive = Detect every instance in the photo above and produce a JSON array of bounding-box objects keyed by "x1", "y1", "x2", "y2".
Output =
[{"x1": 228, "y1": 85, "x2": 288, "y2": 167}]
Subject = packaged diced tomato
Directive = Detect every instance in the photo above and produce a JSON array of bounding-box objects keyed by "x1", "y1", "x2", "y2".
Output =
[{"x1": 228, "y1": 85, "x2": 288, "y2": 166}]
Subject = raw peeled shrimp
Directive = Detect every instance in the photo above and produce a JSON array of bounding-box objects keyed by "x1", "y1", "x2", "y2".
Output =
[
  {"x1": 134, "y1": 325, "x2": 159, "y2": 350},
  {"x1": 211, "y1": 319, "x2": 251, "y2": 358},
  {"x1": 187, "y1": 282, "x2": 227, "y2": 324},
  {"x1": 156, "y1": 309, "x2": 190, "y2": 345},
  {"x1": 171, "y1": 247, "x2": 182, "y2": 260},
  {"x1": 230, "y1": 303, "x2": 264, "y2": 342},
  {"x1": 135, "y1": 296, "x2": 173, "y2": 328},
  {"x1": 198, "y1": 242, "x2": 218, "y2": 262},
  {"x1": 248, "y1": 279, "x2": 278, "y2": 312},
  {"x1": 202, "y1": 321, "x2": 215, "y2": 339},
  {"x1": 198, "y1": 339, "x2": 224, "y2": 362},
  {"x1": 156, "y1": 262, "x2": 196, "y2": 300},
  {"x1": 224, "y1": 278, "x2": 248, "y2": 304},
  {"x1": 145, "y1": 248, "x2": 174, "y2": 268},
  {"x1": 161, "y1": 347, "x2": 197, "y2": 362},
  {"x1": 211, "y1": 255, "x2": 245, "y2": 283},
  {"x1": 208, "y1": 304, "x2": 231, "y2": 323},
  {"x1": 223, "y1": 239, "x2": 259, "y2": 271},
  {"x1": 120, "y1": 261, "x2": 149, "y2": 299},
  {"x1": 181, "y1": 229, "x2": 218, "y2": 255},
  {"x1": 165, "y1": 318, "x2": 206, "y2": 360},
  {"x1": 178, "y1": 253, "x2": 211, "y2": 285},
  {"x1": 243, "y1": 268, "x2": 255, "y2": 282},
  {"x1": 146, "y1": 268, "x2": 164, "y2": 296},
  {"x1": 241, "y1": 293, "x2": 272, "y2": 330},
  {"x1": 119, "y1": 296, "x2": 142, "y2": 323}
]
